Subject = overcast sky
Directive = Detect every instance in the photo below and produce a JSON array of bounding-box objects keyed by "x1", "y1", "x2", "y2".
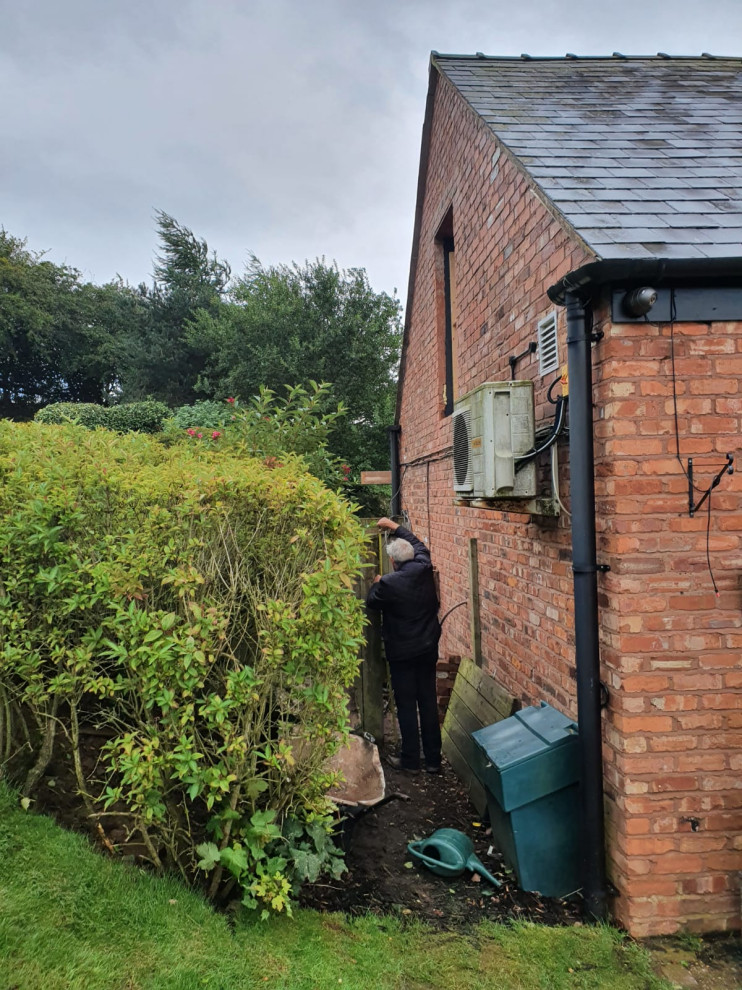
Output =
[{"x1": 2, "y1": 0, "x2": 742, "y2": 300}]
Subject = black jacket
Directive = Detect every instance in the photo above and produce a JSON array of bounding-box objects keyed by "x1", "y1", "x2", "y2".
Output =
[{"x1": 365, "y1": 526, "x2": 441, "y2": 662}]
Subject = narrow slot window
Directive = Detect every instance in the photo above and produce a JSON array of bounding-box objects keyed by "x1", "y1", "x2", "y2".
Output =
[{"x1": 442, "y1": 236, "x2": 457, "y2": 416}]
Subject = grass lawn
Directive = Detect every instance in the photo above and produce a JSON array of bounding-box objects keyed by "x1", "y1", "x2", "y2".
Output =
[{"x1": 0, "y1": 784, "x2": 670, "y2": 990}]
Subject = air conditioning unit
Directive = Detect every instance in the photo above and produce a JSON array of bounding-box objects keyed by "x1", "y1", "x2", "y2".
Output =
[{"x1": 452, "y1": 381, "x2": 536, "y2": 498}]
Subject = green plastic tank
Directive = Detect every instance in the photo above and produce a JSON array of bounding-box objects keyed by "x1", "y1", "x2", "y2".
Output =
[{"x1": 472, "y1": 702, "x2": 581, "y2": 899}]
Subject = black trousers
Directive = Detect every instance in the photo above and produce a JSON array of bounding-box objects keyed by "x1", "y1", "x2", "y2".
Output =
[{"x1": 389, "y1": 648, "x2": 442, "y2": 770}]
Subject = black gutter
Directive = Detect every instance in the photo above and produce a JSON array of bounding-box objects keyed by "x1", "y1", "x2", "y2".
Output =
[
  {"x1": 549, "y1": 256, "x2": 742, "y2": 306},
  {"x1": 432, "y1": 52, "x2": 742, "y2": 64},
  {"x1": 388, "y1": 425, "x2": 402, "y2": 518},
  {"x1": 565, "y1": 291, "x2": 608, "y2": 921}
]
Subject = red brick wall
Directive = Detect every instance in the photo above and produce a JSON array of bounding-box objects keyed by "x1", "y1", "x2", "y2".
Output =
[
  {"x1": 594, "y1": 305, "x2": 742, "y2": 935},
  {"x1": 399, "y1": 71, "x2": 591, "y2": 717},
  {"x1": 436, "y1": 653, "x2": 462, "y2": 720},
  {"x1": 398, "y1": 69, "x2": 742, "y2": 936}
]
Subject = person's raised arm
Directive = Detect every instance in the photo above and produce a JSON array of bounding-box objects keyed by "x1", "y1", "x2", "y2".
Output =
[{"x1": 376, "y1": 517, "x2": 399, "y2": 533}]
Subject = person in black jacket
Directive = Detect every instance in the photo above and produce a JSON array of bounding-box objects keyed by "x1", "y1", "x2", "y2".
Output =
[{"x1": 366, "y1": 517, "x2": 442, "y2": 773}]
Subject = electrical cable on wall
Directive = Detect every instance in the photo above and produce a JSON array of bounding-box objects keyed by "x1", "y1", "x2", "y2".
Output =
[
  {"x1": 705, "y1": 490, "x2": 719, "y2": 597},
  {"x1": 551, "y1": 442, "x2": 571, "y2": 518},
  {"x1": 668, "y1": 292, "x2": 702, "y2": 490},
  {"x1": 387, "y1": 464, "x2": 408, "y2": 518},
  {"x1": 400, "y1": 446, "x2": 453, "y2": 468},
  {"x1": 662, "y1": 288, "x2": 734, "y2": 596},
  {"x1": 514, "y1": 372, "x2": 568, "y2": 471},
  {"x1": 397, "y1": 445, "x2": 453, "y2": 549},
  {"x1": 546, "y1": 374, "x2": 563, "y2": 405},
  {"x1": 426, "y1": 460, "x2": 431, "y2": 550},
  {"x1": 515, "y1": 396, "x2": 567, "y2": 468},
  {"x1": 439, "y1": 600, "x2": 468, "y2": 625}
]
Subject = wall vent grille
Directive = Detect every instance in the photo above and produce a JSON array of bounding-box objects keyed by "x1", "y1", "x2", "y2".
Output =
[{"x1": 537, "y1": 311, "x2": 559, "y2": 376}]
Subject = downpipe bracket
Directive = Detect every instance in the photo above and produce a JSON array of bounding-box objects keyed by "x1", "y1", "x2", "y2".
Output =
[{"x1": 565, "y1": 330, "x2": 604, "y2": 345}]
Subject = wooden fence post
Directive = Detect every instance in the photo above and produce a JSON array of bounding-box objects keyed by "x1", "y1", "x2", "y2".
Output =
[
  {"x1": 468, "y1": 537, "x2": 482, "y2": 667},
  {"x1": 355, "y1": 523, "x2": 386, "y2": 744}
]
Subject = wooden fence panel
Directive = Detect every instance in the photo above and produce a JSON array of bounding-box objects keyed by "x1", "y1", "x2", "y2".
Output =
[
  {"x1": 442, "y1": 658, "x2": 518, "y2": 815},
  {"x1": 354, "y1": 522, "x2": 389, "y2": 744}
]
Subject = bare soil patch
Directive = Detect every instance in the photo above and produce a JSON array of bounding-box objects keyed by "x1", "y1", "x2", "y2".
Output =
[
  {"x1": 33, "y1": 731, "x2": 582, "y2": 929},
  {"x1": 300, "y1": 757, "x2": 583, "y2": 929}
]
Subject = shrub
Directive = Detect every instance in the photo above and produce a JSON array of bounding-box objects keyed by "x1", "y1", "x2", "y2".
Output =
[
  {"x1": 35, "y1": 400, "x2": 170, "y2": 433},
  {"x1": 170, "y1": 383, "x2": 349, "y2": 490},
  {"x1": 0, "y1": 421, "x2": 366, "y2": 915},
  {"x1": 166, "y1": 400, "x2": 232, "y2": 432},
  {"x1": 104, "y1": 401, "x2": 171, "y2": 433}
]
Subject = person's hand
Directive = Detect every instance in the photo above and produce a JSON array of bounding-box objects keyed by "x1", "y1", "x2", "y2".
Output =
[
  {"x1": 373, "y1": 574, "x2": 382, "y2": 583},
  {"x1": 377, "y1": 517, "x2": 398, "y2": 532}
]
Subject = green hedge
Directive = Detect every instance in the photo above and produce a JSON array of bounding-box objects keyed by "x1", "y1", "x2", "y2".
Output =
[
  {"x1": 166, "y1": 399, "x2": 233, "y2": 431},
  {"x1": 35, "y1": 400, "x2": 170, "y2": 433},
  {"x1": 0, "y1": 421, "x2": 366, "y2": 915}
]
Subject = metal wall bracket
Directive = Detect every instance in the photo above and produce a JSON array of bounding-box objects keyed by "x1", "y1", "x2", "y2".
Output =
[
  {"x1": 681, "y1": 816, "x2": 701, "y2": 832},
  {"x1": 688, "y1": 454, "x2": 734, "y2": 517},
  {"x1": 453, "y1": 496, "x2": 560, "y2": 517},
  {"x1": 508, "y1": 340, "x2": 537, "y2": 380}
]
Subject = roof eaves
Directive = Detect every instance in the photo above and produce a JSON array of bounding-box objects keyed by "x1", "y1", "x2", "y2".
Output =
[
  {"x1": 431, "y1": 52, "x2": 742, "y2": 63},
  {"x1": 548, "y1": 256, "x2": 742, "y2": 304}
]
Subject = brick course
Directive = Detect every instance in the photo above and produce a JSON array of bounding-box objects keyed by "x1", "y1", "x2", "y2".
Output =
[{"x1": 398, "y1": 71, "x2": 742, "y2": 936}]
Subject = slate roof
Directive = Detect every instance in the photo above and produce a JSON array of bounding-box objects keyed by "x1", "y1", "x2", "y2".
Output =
[{"x1": 434, "y1": 54, "x2": 742, "y2": 261}]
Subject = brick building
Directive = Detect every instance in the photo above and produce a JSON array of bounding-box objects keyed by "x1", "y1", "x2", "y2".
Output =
[{"x1": 395, "y1": 54, "x2": 742, "y2": 936}]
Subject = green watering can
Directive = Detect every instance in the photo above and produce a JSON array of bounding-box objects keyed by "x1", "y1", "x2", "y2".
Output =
[{"x1": 407, "y1": 828, "x2": 501, "y2": 888}]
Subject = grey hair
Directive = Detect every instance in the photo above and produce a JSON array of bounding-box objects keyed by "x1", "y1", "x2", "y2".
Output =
[{"x1": 386, "y1": 538, "x2": 414, "y2": 564}]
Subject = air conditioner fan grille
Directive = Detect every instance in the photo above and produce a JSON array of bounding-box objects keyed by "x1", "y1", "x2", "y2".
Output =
[{"x1": 453, "y1": 410, "x2": 471, "y2": 486}]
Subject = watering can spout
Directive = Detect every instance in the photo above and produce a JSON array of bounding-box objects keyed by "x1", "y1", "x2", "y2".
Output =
[
  {"x1": 407, "y1": 828, "x2": 501, "y2": 888},
  {"x1": 465, "y1": 853, "x2": 501, "y2": 889}
]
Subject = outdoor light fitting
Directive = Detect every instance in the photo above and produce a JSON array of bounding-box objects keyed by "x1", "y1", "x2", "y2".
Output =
[{"x1": 622, "y1": 286, "x2": 658, "y2": 318}]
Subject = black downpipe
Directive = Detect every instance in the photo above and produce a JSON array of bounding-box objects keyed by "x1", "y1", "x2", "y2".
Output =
[
  {"x1": 388, "y1": 425, "x2": 402, "y2": 518},
  {"x1": 565, "y1": 291, "x2": 608, "y2": 921}
]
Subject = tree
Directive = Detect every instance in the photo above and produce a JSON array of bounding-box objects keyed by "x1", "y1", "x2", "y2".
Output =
[
  {"x1": 0, "y1": 231, "x2": 123, "y2": 419},
  {"x1": 188, "y1": 256, "x2": 402, "y2": 476},
  {"x1": 118, "y1": 211, "x2": 231, "y2": 405},
  {"x1": 2, "y1": 217, "x2": 402, "y2": 497}
]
